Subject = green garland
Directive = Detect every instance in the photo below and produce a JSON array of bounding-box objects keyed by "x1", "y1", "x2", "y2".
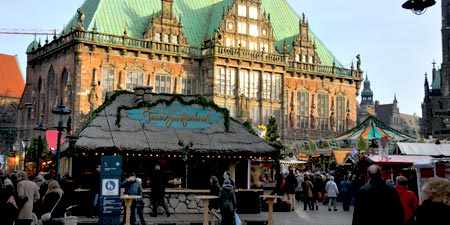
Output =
[{"x1": 115, "y1": 93, "x2": 231, "y2": 132}]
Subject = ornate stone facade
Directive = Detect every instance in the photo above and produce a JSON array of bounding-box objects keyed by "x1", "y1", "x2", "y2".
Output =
[{"x1": 19, "y1": 0, "x2": 362, "y2": 143}]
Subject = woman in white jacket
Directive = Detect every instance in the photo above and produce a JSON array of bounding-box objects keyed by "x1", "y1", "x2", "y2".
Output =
[{"x1": 325, "y1": 176, "x2": 339, "y2": 211}]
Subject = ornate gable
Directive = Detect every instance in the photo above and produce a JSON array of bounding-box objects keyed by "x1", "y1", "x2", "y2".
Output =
[
  {"x1": 143, "y1": 0, "x2": 188, "y2": 45},
  {"x1": 216, "y1": 0, "x2": 276, "y2": 53},
  {"x1": 291, "y1": 14, "x2": 320, "y2": 64}
]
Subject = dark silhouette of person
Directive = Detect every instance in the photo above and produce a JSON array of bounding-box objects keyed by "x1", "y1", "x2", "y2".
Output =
[
  {"x1": 150, "y1": 165, "x2": 170, "y2": 217},
  {"x1": 219, "y1": 179, "x2": 236, "y2": 225},
  {"x1": 121, "y1": 173, "x2": 142, "y2": 225},
  {"x1": 209, "y1": 175, "x2": 220, "y2": 212},
  {"x1": 352, "y1": 164, "x2": 404, "y2": 225}
]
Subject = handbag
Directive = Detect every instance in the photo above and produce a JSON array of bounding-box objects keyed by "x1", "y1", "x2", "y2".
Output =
[
  {"x1": 234, "y1": 212, "x2": 242, "y2": 225},
  {"x1": 41, "y1": 193, "x2": 62, "y2": 222},
  {"x1": 7, "y1": 195, "x2": 18, "y2": 209}
]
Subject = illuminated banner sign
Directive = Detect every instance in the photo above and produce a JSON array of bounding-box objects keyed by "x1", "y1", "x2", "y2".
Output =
[{"x1": 126, "y1": 103, "x2": 223, "y2": 129}]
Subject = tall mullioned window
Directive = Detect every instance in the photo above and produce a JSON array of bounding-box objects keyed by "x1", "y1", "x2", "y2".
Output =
[
  {"x1": 102, "y1": 69, "x2": 115, "y2": 101},
  {"x1": 336, "y1": 96, "x2": 345, "y2": 132},
  {"x1": 297, "y1": 91, "x2": 309, "y2": 129},
  {"x1": 216, "y1": 67, "x2": 236, "y2": 95},
  {"x1": 182, "y1": 77, "x2": 197, "y2": 95},
  {"x1": 126, "y1": 71, "x2": 143, "y2": 91},
  {"x1": 317, "y1": 93, "x2": 329, "y2": 130},
  {"x1": 262, "y1": 73, "x2": 281, "y2": 100},
  {"x1": 155, "y1": 75, "x2": 171, "y2": 93}
]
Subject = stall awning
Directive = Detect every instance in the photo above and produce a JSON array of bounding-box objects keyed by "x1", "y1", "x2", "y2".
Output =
[
  {"x1": 396, "y1": 143, "x2": 450, "y2": 156},
  {"x1": 368, "y1": 155, "x2": 434, "y2": 164},
  {"x1": 333, "y1": 149, "x2": 352, "y2": 165},
  {"x1": 280, "y1": 159, "x2": 307, "y2": 166}
]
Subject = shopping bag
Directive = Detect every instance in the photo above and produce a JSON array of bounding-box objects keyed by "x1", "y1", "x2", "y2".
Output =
[{"x1": 234, "y1": 212, "x2": 242, "y2": 225}]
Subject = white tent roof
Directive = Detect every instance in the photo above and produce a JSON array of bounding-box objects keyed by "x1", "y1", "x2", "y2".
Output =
[{"x1": 396, "y1": 143, "x2": 450, "y2": 156}]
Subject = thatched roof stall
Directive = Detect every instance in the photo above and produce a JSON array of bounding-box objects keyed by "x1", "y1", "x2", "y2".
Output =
[{"x1": 65, "y1": 87, "x2": 277, "y2": 189}]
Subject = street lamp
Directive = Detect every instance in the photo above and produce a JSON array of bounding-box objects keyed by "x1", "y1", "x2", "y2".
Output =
[
  {"x1": 21, "y1": 136, "x2": 31, "y2": 171},
  {"x1": 12, "y1": 141, "x2": 20, "y2": 171},
  {"x1": 34, "y1": 122, "x2": 48, "y2": 176},
  {"x1": 402, "y1": 0, "x2": 436, "y2": 15},
  {"x1": 52, "y1": 100, "x2": 71, "y2": 181}
]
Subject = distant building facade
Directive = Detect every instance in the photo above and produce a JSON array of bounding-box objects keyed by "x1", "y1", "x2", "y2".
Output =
[
  {"x1": 18, "y1": 0, "x2": 363, "y2": 144},
  {"x1": 0, "y1": 53, "x2": 25, "y2": 157},
  {"x1": 422, "y1": 0, "x2": 450, "y2": 139}
]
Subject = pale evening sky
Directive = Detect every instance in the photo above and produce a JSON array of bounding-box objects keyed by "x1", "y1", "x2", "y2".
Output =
[{"x1": 0, "y1": 0, "x2": 442, "y2": 116}]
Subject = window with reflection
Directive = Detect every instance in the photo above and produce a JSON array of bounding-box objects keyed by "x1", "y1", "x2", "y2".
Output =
[
  {"x1": 182, "y1": 77, "x2": 197, "y2": 95},
  {"x1": 317, "y1": 93, "x2": 329, "y2": 130},
  {"x1": 216, "y1": 67, "x2": 236, "y2": 95},
  {"x1": 297, "y1": 91, "x2": 309, "y2": 129},
  {"x1": 336, "y1": 96, "x2": 345, "y2": 133},
  {"x1": 126, "y1": 71, "x2": 143, "y2": 91},
  {"x1": 102, "y1": 69, "x2": 115, "y2": 101},
  {"x1": 238, "y1": 5, "x2": 247, "y2": 17},
  {"x1": 155, "y1": 75, "x2": 172, "y2": 93}
]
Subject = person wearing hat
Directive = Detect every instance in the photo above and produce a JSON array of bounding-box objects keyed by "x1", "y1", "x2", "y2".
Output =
[
  {"x1": 121, "y1": 173, "x2": 142, "y2": 225},
  {"x1": 33, "y1": 175, "x2": 46, "y2": 216},
  {"x1": 219, "y1": 179, "x2": 236, "y2": 225}
]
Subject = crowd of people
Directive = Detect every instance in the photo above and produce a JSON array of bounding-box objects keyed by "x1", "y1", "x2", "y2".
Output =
[{"x1": 0, "y1": 170, "x2": 72, "y2": 225}]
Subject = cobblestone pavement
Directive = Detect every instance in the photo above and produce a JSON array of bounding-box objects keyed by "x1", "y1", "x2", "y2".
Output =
[{"x1": 77, "y1": 201, "x2": 354, "y2": 225}]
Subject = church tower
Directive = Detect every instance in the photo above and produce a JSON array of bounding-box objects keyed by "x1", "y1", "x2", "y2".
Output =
[
  {"x1": 358, "y1": 74, "x2": 375, "y2": 124},
  {"x1": 422, "y1": 0, "x2": 450, "y2": 139}
]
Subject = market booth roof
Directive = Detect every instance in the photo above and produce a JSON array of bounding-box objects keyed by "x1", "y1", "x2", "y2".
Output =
[
  {"x1": 335, "y1": 115, "x2": 413, "y2": 141},
  {"x1": 396, "y1": 142, "x2": 450, "y2": 156},
  {"x1": 72, "y1": 90, "x2": 277, "y2": 156},
  {"x1": 368, "y1": 155, "x2": 434, "y2": 165}
]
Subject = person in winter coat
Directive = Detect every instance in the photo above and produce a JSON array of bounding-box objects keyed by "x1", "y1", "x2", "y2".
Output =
[
  {"x1": 150, "y1": 165, "x2": 170, "y2": 217},
  {"x1": 16, "y1": 171, "x2": 40, "y2": 225},
  {"x1": 40, "y1": 180, "x2": 66, "y2": 225},
  {"x1": 284, "y1": 170, "x2": 298, "y2": 211},
  {"x1": 0, "y1": 178, "x2": 17, "y2": 225},
  {"x1": 414, "y1": 177, "x2": 450, "y2": 225},
  {"x1": 325, "y1": 176, "x2": 339, "y2": 211},
  {"x1": 209, "y1": 175, "x2": 221, "y2": 212},
  {"x1": 121, "y1": 173, "x2": 142, "y2": 225},
  {"x1": 294, "y1": 170, "x2": 304, "y2": 203},
  {"x1": 302, "y1": 175, "x2": 314, "y2": 210},
  {"x1": 352, "y1": 165, "x2": 404, "y2": 225},
  {"x1": 219, "y1": 179, "x2": 236, "y2": 225},
  {"x1": 340, "y1": 174, "x2": 352, "y2": 211},
  {"x1": 135, "y1": 178, "x2": 146, "y2": 225},
  {"x1": 395, "y1": 176, "x2": 418, "y2": 224}
]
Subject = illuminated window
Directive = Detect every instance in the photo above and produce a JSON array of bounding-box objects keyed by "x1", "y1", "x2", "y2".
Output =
[
  {"x1": 238, "y1": 22, "x2": 247, "y2": 34},
  {"x1": 249, "y1": 24, "x2": 258, "y2": 37},
  {"x1": 249, "y1": 6, "x2": 258, "y2": 19},
  {"x1": 238, "y1": 5, "x2": 247, "y2": 17}
]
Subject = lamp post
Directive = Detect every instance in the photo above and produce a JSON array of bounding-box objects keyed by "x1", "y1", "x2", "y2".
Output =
[
  {"x1": 52, "y1": 101, "x2": 71, "y2": 181},
  {"x1": 402, "y1": 0, "x2": 436, "y2": 15},
  {"x1": 12, "y1": 141, "x2": 20, "y2": 171},
  {"x1": 21, "y1": 136, "x2": 31, "y2": 171},
  {"x1": 34, "y1": 122, "x2": 47, "y2": 176}
]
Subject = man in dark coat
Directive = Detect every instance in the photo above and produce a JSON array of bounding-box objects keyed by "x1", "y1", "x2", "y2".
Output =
[
  {"x1": 352, "y1": 165, "x2": 404, "y2": 225},
  {"x1": 219, "y1": 179, "x2": 236, "y2": 225},
  {"x1": 150, "y1": 165, "x2": 170, "y2": 217}
]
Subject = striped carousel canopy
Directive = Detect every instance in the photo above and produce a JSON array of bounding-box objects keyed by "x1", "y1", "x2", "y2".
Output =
[{"x1": 335, "y1": 115, "x2": 414, "y2": 141}]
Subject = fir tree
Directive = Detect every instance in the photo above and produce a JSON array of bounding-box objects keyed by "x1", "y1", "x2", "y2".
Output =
[{"x1": 265, "y1": 115, "x2": 280, "y2": 143}]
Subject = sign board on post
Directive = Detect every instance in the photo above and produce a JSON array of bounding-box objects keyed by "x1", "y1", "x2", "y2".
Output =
[{"x1": 100, "y1": 156, "x2": 122, "y2": 225}]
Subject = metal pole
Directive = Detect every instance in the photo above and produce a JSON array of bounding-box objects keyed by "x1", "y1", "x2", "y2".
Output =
[{"x1": 55, "y1": 121, "x2": 63, "y2": 181}]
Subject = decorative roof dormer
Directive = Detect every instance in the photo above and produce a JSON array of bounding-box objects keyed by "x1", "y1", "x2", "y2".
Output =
[
  {"x1": 291, "y1": 14, "x2": 320, "y2": 64},
  {"x1": 143, "y1": 0, "x2": 188, "y2": 45}
]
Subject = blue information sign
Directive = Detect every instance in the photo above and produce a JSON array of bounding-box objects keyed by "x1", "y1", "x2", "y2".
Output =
[{"x1": 100, "y1": 156, "x2": 122, "y2": 225}]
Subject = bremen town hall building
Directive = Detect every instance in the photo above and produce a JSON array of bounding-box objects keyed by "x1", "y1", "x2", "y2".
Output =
[{"x1": 18, "y1": 0, "x2": 362, "y2": 143}]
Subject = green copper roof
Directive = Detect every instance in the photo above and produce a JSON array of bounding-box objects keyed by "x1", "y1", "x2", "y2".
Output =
[
  {"x1": 431, "y1": 70, "x2": 441, "y2": 90},
  {"x1": 63, "y1": 0, "x2": 343, "y2": 67}
]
